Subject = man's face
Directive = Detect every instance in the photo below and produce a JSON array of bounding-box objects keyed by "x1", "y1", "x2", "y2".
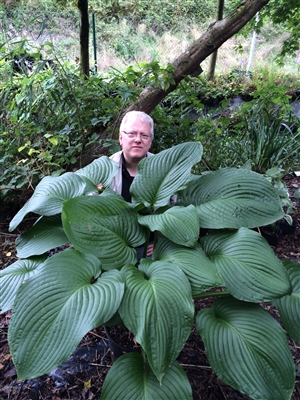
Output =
[{"x1": 119, "y1": 118, "x2": 152, "y2": 163}]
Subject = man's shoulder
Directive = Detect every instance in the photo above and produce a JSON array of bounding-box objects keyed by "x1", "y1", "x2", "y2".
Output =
[{"x1": 110, "y1": 151, "x2": 123, "y2": 162}]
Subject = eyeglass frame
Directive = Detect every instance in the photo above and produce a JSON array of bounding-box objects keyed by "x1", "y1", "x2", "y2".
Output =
[{"x1": 121, "y1": 131, "x2": 152, "y2": 140}]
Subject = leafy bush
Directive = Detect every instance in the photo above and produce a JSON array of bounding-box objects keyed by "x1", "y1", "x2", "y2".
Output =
[
  {"x1": 0, "y1": 49, "x2": 148, "y2": 201},
  {"x1": 2, "y1": 142, "x2": 299, "y2": 399},
  {"x1": 1, "y1": 52, "x2": 197, "y2": 204},
  {"x1": 0, "y1": 62, "x2": 118, "y2": 196},
  {"x1": 242, "y1": 102, "x2": 300, "y2": 173}
]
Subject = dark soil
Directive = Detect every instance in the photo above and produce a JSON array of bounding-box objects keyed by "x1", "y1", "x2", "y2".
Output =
[{"x1": 1, "y1": 174, "x2": 300, "y2": 400}]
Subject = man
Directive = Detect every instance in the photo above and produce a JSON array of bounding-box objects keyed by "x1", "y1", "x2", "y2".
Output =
[
  {"x1": 110, "y1": 110, "x2": 154, "y2": 257},
  {"x1": 110, "y1": 110, "x2": 154, "y2": 201}
]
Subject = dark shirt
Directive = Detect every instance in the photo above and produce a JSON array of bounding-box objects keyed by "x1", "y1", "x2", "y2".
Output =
[
  {"x1": 121, "y1": 153, "x2": 134, "y2": 202},
  {"x1": 120, "y1": 153, "x2": 154, "y2": 243}
]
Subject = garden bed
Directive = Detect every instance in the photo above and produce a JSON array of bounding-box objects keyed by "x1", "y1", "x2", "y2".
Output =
[{"x1": 0, "y1": 174, "x2": 299, "y2": 400}]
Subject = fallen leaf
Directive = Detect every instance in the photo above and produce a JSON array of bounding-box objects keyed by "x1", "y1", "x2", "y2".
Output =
[{"x1": 84, "y1": 379, "x2": 92, "y2": 389}]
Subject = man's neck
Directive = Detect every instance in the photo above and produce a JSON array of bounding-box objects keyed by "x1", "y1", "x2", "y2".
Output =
[
  {"x1": 122, "y1": 153, "x2": 141, "y2": 177},
  {"x1": 125, "y1": 160, "x2": 139, "y2": 177}
]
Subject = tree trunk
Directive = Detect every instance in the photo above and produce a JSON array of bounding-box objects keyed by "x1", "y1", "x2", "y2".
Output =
[
  {"x1": 78, "y1": 0, "x2": 89, "y2": 77},
  {"x1": 82, "y1": 0, "x2": 270, "y2": 164},
  {"x1": 127, "y1": 0, "x2": 269, "y2": 113},
  {"x1": 207, "y1": 0, "x2": 225, "y2": 81}
]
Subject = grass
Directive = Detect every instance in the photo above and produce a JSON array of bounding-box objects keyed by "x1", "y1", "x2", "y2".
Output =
[{"x1": 1, "y1": 8, "x2": 300, "y2": 77}]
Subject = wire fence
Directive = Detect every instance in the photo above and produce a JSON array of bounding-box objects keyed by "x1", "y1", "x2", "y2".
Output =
[
  {"x1": 1, "y1": 8, "x2": 298, "y2": 75},
  {"x1": 1, "y1": 9, "x2": 199, "y2": 69}
]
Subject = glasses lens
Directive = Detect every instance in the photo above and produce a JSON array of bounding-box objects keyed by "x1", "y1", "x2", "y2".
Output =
[{"x1": 125, "y1": 132, "x2": 150, "y2": 140}]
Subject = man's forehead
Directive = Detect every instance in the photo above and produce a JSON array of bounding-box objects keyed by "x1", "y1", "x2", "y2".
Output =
[{"x1": 124, "y1": 118, "x2": 151, "y2": 132}]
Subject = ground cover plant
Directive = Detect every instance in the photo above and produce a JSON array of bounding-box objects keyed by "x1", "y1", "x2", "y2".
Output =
[{"x1": 1, "y1": 142, "x2": 300, "y2": 399}]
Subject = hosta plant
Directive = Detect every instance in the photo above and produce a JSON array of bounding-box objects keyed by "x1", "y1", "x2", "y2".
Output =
[{"x1": 1, "y1": 142, "x2": 299, "y2": 400}]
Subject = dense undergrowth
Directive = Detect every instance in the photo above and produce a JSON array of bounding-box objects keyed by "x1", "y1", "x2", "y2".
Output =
[
  {"x1": 1, "y1": 1, "x2": 300, "y2": 208},
  {"x1": 1, "y1": 57, "x2": 300, "y2": 208}
]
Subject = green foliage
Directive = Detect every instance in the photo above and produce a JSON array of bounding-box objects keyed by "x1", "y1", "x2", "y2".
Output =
[
  {"x1": 197, "y1": 296, "x2": 294, "y2": 400},
  {"x1": 2, "y1": 142, "x2": 299, "y2": 399},
  {"x1": 265, "y1": 167, "x2": 295, "y2": 224},
  {"x1": 241, "y1": 101, "x2": 300, "y2": 174},
  {"x1": 2, "y1": 41, "x2": 300, "y2": 208},
  {"x1": 0, "y1": 45, "x2": 178, "y2": 202},
  {"x1": 89, "y1": 0, "x2": 215, "y2": 33},
  {"x1": 0, "y1": 58, "x2": 122, "y2": 193},
  {"x1": 169, "y1": 73, "x2": 300, "y2": 173},
  {"x1": 139, "y1": 0, "x2": 213, "y2": 33},
  {"x1": 261, "y1": 0, "x2": 300, "y2": 64}
]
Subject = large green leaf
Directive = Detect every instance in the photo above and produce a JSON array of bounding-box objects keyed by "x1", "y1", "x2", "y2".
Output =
[
  {"x1": 9, "y1": 173, "x2": 95, "y2": 231},
  {"x1": 178, "y1": 168, "x2": 284, "y2": 229},
  {"x1": 9, "y1": 157, "x2": 118, "y2": 232},
  {"x1": 62, "y1": 195, "x2": 147, "y2": 270},
  {"x1": 75, "y1": 155, "x2": 117, "y2": 187},
  {"x1": 16, "y1": 214, "x2": 69, "y2": 258},
  {"x1": 138, "y1": 205, "x2": 200, "y2": 247},
  {"x1": 273, "y1": 261, "x2": 300, "y2": 343},
  {"x1": 200, "y1": 227, "x2": 291, "y2": 302},
  {"x1": 196, "y1": 297, "x2": 295, "y2": 400},
  {"x1": 118, "y1": 261, "x2": 194, "y2": 381},
  {"x1": 131, "y1": 142, "x2": 203, "y2": 207},
  {"x1": 0, "y1": 257, "x2": 45, "y2": 313},
  {"x1": 9, "y1": 249, "x2": 124, "y2": 380},
  {"x1": 100, "y1": 353, "x2": 193, "y2": 400},
  {"x1": 153, "y1": 237, "x2": 223, "y2": 297}
]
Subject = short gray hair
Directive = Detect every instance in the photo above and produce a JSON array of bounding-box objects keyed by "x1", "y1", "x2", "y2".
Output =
[{"x1": 120, "y1": 111, "x2": 154, "y2": 140}]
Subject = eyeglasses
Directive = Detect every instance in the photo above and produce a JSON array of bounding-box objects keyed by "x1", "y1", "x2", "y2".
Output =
[{"x1": 122, "y1": 131, "x2": 151, "y2": 140}]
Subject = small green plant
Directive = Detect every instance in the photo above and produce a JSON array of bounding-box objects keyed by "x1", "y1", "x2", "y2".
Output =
[
  {"x1": 243, "y1": 101, "x2": 300, "y2": 173},
  {"x1": 2, "y1": 142, "x2": 299, "y2": 400},
  {"x1": 265, "y1": 167, "x2": 296, "y2": 225}
]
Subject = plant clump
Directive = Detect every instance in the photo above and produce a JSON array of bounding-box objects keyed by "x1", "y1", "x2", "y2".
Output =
[{"x1": 1, "y1": 142, "x2": 300, "y2": 400}]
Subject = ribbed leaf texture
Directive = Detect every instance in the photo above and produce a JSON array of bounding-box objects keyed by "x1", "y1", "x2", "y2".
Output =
[
  {"x1": 8, "y1": 250, "x2": 124, "y2": 380},
  {"x1": 131, "y1": 142, "x2": 203, "y2": 207},
  {"x1": 196, "y1": 297, "x2": 295, "y2": 400},
  {"x1": 273, "y1": 260, "x2": 300, "y2": 343},
  {"x1": 153, "y1": 237, "x2": 223, "y2": 297},
  {"x1": 16, "y1": 214, "x2": 68, "y2": 258},
  {"x1": 62, "y1": 195, "x2": 147, "y2": 270},
  {"x1": 75, "y1": 156, "x2": 117, "y2": 187},
  {"x1": 9, "y1": 156, "x2": 117, "y2": 232},
  {"x1": 201, "y1": 227, "x2": 291, "y2": 302},
  {"x1": 100, "y1": 353, "x2": 193, "y2": 400},
  {"x1": 0, "y1": 257, "x2": 45, "y2": 313},
  {"x1": 118, "y1": 261, "x2": 194, "y2": 381},
  {"x1": 178, "y1": 168, "x2": 284, "y2": 229},
  {"x1": 138, "y1": 205, "x2": 199, "y2": 247},
  {"x1": 9, "y1": 173, "x2": 95, "y2": 231}
]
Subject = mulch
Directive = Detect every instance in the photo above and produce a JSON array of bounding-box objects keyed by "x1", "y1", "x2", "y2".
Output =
[{"x1": 0, "y1": 174, "x2": 300, "y2": 400}]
